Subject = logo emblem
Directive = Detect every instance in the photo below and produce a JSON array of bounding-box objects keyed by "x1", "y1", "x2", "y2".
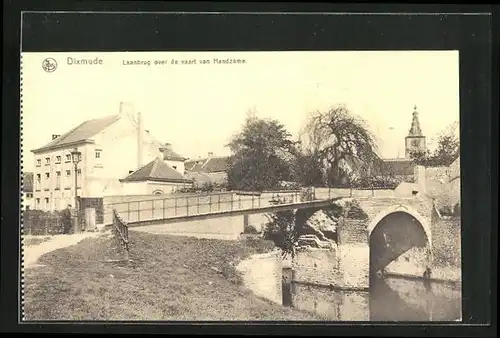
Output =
[{"x1": 42, "y1": 58, "x2": 57, "y2": 73}]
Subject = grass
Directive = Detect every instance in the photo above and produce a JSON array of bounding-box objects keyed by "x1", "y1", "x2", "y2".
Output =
[
  {"x1": 23, "y1": 232, "x2": 320, "y2": 321},
  {"x1": 23, "y1": 236, "x2": 53, "y2": 247}
]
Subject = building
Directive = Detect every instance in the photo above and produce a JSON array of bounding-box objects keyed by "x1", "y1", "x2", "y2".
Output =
[
  {"x1": 377, "y1": 105, "x2": 427, "y2": 182},
  {"x1": 30, "y1": 104, "x2": 186, "y2": 211},
  {"x1": 120, "y1": 158, "x2": 193, "y2": 195},
  {"x1": 405, "y1": 105, "x2": 427, "y2": 158},
  {"x1": 22, "y1": 172, "x2": 34, "y2": 210},
  {"x1": 184, "y1": 152, "x2": 229, "y2": 187}
]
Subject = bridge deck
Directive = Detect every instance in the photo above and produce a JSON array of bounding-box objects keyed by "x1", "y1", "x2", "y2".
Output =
[{"x1": 122, "y1": 199, "x2": 336, "y2": 227}]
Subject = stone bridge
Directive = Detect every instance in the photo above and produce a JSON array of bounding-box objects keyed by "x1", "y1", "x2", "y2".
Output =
[{"x1": 292, "y1": 194, "x2": 436, "y2": 290}]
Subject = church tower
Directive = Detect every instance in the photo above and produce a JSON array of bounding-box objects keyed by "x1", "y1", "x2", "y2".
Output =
[{"x1": 405, "y1": 105, "x2": 426, "y2": 159}]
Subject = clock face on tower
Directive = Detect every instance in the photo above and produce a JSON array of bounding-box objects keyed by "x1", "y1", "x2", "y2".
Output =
[{"x1": 411, "y1": 139, "x2": 420, "y2": 147}]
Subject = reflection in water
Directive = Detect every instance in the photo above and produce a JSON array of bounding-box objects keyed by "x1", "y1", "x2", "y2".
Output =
[{"x1": 283, "y1": 275, "x2": 461, "y2": 321}]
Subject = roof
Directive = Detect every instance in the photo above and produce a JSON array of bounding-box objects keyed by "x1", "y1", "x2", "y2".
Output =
[
  {"x1": 161, "y1": 146, "x2": 187, "y2": 162},
  {"x1": 32, "y1": 114, "x2": 120, "y2": 153},
  {"x1": 185, "y1": 156, "x2": 229, "y2": 173},
  {"x1": 23, "y1": 172, "x2": 33, "y2": 193},
  {"x1": 378, "y1": 158, "x2": 416, "y2": 176},
  {"x1": 120, "y1": 158, "x2": 192, "y2": 183}
]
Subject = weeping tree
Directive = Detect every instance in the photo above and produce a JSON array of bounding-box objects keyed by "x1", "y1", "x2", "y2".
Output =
[{"x1": 301, "y1": 105, "x2": 379, "y2": 187}]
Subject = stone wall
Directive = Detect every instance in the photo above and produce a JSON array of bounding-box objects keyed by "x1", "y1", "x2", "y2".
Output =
[
  {"x1": 130, "y1": 214, "x2": 245, "y2": 240},
  {"x1": 292, "y1": 248, "x2": 340, "y2": 287},
  {"x1": 236, "y1": 251, "x2": 283, "y2": 305}
]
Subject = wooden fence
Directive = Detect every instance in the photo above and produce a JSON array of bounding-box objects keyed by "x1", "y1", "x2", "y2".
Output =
[{"x1": 112, "y1": 209, "x2": 130, "y2": 261}]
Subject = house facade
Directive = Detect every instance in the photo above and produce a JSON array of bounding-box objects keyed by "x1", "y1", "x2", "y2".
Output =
[
  {"x1": 31, "y1": 106, "x2": 186, "y2": 211},
  {"x1": 22, "y1": 172, "x2": 34, "y2": 210}
]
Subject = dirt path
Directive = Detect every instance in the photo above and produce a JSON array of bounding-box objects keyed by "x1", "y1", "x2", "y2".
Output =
[{"x1": 23, "y1": 232, "x2": 104, "y2": 269}]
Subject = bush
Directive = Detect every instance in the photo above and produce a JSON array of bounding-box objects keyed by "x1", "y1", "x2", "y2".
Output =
[
  {"x1": 244, "y1": 224, "x2": 259, "y2": 234},
  {"x1": 23, "y1": 209, "x2": 67, "y2": 235}
]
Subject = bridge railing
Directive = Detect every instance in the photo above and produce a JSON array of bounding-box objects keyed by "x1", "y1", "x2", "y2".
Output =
[
  {"x1": 106, "y1": 189, "x2": 317, "y2": 224},
  {"x1": 112, "y1": 209, "x2": 130, "y2": 261}
]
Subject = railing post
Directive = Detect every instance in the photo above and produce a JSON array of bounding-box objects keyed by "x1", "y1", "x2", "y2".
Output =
[
  {"x1": 218, "y1": 194, "x2": 221, "y2": 211},
  {"x1": 186, "y1": 197, "x2": 189, "y2": 216},
  {"x1": 231, "y1": 194, "x2": 234, "y2": 211},
  {"x1": 209, "y1": 195, "x2": 212, "y2": 213},
  {"x1": 152, "y1": 199, "x2": 155, "y2": 219},
  {"x1": 138, "y1": 201, "x2": 140, "y2": 221},
  {"x1": 163, "y1": 198, "x2": 166, "y2": 219},
  {"x1": 174, "y1": 197, "x2": 177, "y2": 216},
  {"x1": 127, "y1": 202, "x2": 130, "y2": 222},
  {"x1": 238, "y1": 194, "x2": 241, "y2": 209},
  {"x1": 197, "y1": 196, "x2": 200, "y2": 214},
  {"x1": 252, "y1": 193, "x2": 255, "y2": 208}
]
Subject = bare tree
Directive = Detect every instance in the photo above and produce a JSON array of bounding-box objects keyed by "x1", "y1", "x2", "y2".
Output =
[{"x1": 301, "y1": 105, "x2": 379, "y2": 187}]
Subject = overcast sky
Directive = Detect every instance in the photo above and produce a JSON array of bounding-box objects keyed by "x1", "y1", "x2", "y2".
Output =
[{"x1": 22, "y1": 50, "x2": 459, "y2": 172}]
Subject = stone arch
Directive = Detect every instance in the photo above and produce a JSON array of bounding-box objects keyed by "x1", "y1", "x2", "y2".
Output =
[
  {"x1": 152, "y1": 189, "x2": 164, "y2": 195},
  {"x1": 367, "y1": 204, "x2": 432, "y2": 246}
]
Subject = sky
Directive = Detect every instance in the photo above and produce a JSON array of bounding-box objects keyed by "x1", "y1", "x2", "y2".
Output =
[{"x1": 22, "y1": 50, "x2": 459, "y2": 172}]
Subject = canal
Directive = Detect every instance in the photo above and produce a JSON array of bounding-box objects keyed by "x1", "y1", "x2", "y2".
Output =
[{"x1": 283, "y1": 275, "x2": 462, "y2": 321}]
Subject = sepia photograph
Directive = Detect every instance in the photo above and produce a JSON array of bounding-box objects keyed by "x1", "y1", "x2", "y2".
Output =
[{"x1": 20, "y1": 50, "x2": 462, "y2": 322}]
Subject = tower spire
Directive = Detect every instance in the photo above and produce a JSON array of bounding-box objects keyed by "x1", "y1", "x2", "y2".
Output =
[{"x1": 408, "y1": 104, "x2": 423, "y2": 136}]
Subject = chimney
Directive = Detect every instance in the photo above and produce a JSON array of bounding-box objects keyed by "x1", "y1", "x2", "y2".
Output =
[
  {"x1": 137, "y1": 112, "x2": 143, "y2": 168},
  {"x1": 52, "y1": 134, "x2": 60, "y2": 140}
]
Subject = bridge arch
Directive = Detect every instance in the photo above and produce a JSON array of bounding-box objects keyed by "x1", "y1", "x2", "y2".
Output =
[{"x1": 367, "y1": 204, "x2": 432, "y2": 247}]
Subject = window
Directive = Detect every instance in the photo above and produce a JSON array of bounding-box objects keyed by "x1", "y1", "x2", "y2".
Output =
[
  {"x1": 45, "y1": 157, "x2": 50, "y2": 165},
  {"x1": 66, "y1": 170, "x2": 71, "y2": 177},
  {"x1": 35, "y1": 174, "x2": 41, "y2": 190},
  {"x1": 66, "y1": 154, "x2": 71, "y2": 162},
  {"x1": 45, "y1": 198, "x2": 49, "y2": 207},
  {"x1": 77, "y1": 169, "x2": 82, "y2": 175},
  {"x1": 56, "y1": 156, "x2": 62, "y2": 163},
  {"x1": 95, "y1": 151, "x2": 101, "y2": 159},
  {"x1": 36, "y1": 159, "x2": 41, "y2": 166},
  {"x1": 172, "y1": 165, "x2": 177, "y2": 169},
  {"x1": 35, "y1": 198, "x2": 40, "y2": 207},
  {"x1": 56, "y1": 171, "x2": 61, "y2": 189},
  {"x1": 45, "y1": 172, "x2": 50, "y2": 179}
]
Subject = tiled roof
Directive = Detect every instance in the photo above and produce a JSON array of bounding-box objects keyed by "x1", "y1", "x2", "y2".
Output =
[
  {"x1": 23, "y1": 172, "x2": 33, "y2": 193},
  {"x1": 121, "y1": 158, "x2": 192, "y2": 183},
  {"x1": 32, "y1": 114, "x2": 120, "y2": 153},
  {"x1": 161, "y1": 147, "x2": 187, "y2": 162},
  {"x1": 378, "y1": 158, "x2": 416, "y2": 176},
  {"x1": 185, "y1": 156, "x2": 230, "y2": 174},
  {"x1": 202, "y1": 157, "x2": 229, "y2": 173}
]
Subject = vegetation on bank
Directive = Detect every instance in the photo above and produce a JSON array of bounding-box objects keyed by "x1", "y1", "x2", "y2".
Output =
[{"x1": 23, "y1": 232, "x2": 320, "y2": 321}]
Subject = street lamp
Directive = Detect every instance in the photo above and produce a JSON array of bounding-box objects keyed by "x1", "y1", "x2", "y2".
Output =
[{"x1": 71, "y1": 147, "x2": 82, "y2": 233}]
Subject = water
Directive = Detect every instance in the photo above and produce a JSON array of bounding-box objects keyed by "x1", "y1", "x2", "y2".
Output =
[{"x1": 284, "y1": 276, "x2": 462, "y2": 321}]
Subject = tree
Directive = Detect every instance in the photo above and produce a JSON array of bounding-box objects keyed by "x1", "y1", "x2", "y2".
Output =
[
  {"x1": 301, "y1": 105, "x2": 379, "y2": 187},
  {"x1": 226, "y1": 113, "x2": 299, "y2": 191},
  {"x1": 410, "y1": 122, "x2": 459, "y2": 167}
]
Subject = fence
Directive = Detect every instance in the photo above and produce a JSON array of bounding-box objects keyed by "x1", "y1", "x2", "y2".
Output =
[
  {"x1": 112, "y1": 209, "x2": 130, "y2": 261},
  {"x1": 23, "y1": 210, "x2": 68, "y2": 235},
  {"x1": 104, "y1": 189, "x2": 317, "y2": 225}
]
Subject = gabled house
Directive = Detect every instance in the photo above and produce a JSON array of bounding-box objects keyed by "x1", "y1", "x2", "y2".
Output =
[
  {"x1": 30, "y1": 104, "x2": 187, "y2": 210},
  {"x1": 120, "y1": 158, "x2": 193, "y2": 195}
]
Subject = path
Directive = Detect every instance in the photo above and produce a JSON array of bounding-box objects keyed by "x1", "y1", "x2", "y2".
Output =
[{"x1": 23, "y1": 232, "x2": 103, "y2": 269}]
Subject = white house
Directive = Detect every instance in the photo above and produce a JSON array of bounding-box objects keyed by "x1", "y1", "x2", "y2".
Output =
[
  {"x1": 30, "y1": 105, "x2": 186, "y2": 211},
  {"x1": 22, "y1": 172, "x2": 34, "y2": 210}
]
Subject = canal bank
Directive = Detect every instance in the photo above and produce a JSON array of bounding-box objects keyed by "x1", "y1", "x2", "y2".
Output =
[{"x1": 236, "y1": 247, "x2": 461, "y2": 321}]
